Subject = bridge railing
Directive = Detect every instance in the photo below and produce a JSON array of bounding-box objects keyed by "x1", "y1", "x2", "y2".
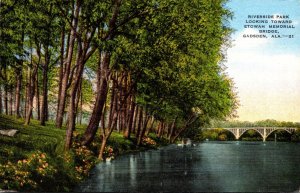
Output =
[{"x1": 204, "y1": 127, "x2": 298, "y2": 141}]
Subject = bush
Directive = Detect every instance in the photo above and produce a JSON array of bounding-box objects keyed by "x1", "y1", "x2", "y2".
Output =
[
  {"x1": 0, "y1": 151, "x2": 57, "y2": 191},
  {"x1": 218, "y1": 134, "x2": 227, "y2": 141},
  {"x1": 142, "y1": 137, "x2": 157, "y2": 146},
  {"x1": 72, "y1": 137, "x2": 97, "y2": 180},
  {"x1": 291, "y1": 129, "x2": 300, "y2": 142},
  {"x1": 103, "y1": 146, "x2": 115, "y2": 160}
]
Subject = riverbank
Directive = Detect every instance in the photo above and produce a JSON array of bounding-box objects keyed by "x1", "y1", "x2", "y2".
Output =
[{"x1": 0, "y1": 115, "x2": 168, "y2": 191}]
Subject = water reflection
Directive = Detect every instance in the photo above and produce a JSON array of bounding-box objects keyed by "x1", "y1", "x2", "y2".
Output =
[{"x1": 75, "y1": 142, "x2": 300, "y2": 192}]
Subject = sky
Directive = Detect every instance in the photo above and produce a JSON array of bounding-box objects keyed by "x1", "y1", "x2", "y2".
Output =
[{"x1": 225, "y1": 0, "x2": 300, "y2": 122}]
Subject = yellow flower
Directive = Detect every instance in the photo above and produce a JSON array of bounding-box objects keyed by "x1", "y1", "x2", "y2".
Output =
[{"x1": 41, "y1": 154, "x2": 46, "y2": 159}]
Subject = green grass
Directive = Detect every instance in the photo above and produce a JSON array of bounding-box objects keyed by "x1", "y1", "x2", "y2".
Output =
[
  {"x1": 0, "y1": 115, "x2": 66, "y2": 163},
  {"x1": 108, "y1": 132, "x2": 136, "y2": 153},
  {"x1": 0, "y1": 115, "x2": 101, "y2": 191},
  {"x1": 0, "y1": 115, "x2": 166, "y2": 191}
]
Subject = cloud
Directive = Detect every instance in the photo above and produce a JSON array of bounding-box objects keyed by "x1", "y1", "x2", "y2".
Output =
[
  {"x1": 226, "y1": 29, "x2": 300, "y2": 121},
  {"x1": 231, "y1": 28, "x2": 270, "y2": 49}
]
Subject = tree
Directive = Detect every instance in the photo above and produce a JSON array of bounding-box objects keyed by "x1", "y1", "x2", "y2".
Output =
[{"x1": 0, "y1": 0, "x2": 238, "y2": 157}]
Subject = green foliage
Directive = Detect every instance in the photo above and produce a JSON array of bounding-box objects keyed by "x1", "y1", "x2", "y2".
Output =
[
  {"x1": 0, "y1": 0, "x2": 242, "y2": 190},
  {"x1": 71, "y1": 140, "x2": 97, "y2": 180},
  {"x1": 111, "y1": 0, "x2": 238, "y2": 135},
  {"x1": 197, "y1": 128, "x2": 235, "y2": 141},
  {"x1": 1, "y1": 0, "x2": 238, "y2": 144},
  {"x1": 0, "y1": 115, "x2": 83, "y2": 191},
  {"x1": 240, "y1": 130, "x2": 263, "y2": 141},
  {"x1": 105, "y1": 132, "x2": 135, "y2": 154},
  {"x1": 291, "y1": 129, "x2": 300, "y2": 142},
  {"x1": 0, "y1": 151, "x2": 57, "y2": 191},
  {"x1": 0, "y1": 115, "x2": 65, "y2": 163},
  {"x1": 147, "y1": 133, "x2": 169, "y2": 146},
  {"x1": 218, "y1": 134, "x2": 227, "y2": 141}
]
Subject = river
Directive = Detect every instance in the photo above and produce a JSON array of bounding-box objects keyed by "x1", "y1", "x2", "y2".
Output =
[{"x1": 75, "y1": 141, "x2": 300, "y2": 192}]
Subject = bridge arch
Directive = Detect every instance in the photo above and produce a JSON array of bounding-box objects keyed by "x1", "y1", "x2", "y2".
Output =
[
  {"x1": 221, "y1": 128, "x2": 236, "y2": 139},
  {"x1": 217, "y1": 127, "x2": 297, "y2": 142},
  {"x1": 222, "y1": 128, "x2": 264, "y2": 140},
  {"x1": 239, "y1": 128, "x2": 264, "y2": 139},
  {"x1": 265, "y1": 128, "x2": 294, "y2": 140}
]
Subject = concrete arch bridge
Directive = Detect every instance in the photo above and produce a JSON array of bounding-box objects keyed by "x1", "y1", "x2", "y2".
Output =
[{"x1": 210, "y1": 127, "x2": 297, "y2": 142}]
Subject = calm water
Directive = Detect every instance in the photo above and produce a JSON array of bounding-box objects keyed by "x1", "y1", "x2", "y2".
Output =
[{"x1": 75, "y1": 141, "x2": 300, "y2": 192}]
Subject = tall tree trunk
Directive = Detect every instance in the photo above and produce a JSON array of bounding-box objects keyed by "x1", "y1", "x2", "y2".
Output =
[
  {"x1": 4, "y1": 85, "x2": 8, "y2": 115},
  {"x1": 117, "y1": 113, "x2": 121, "y2": 132},
  {"x1": 165, "y1": 123, "x2": 170, "y2": 139},
  {"x1": 98, "y1": 136, "x2": 108, "y2": 160},
  {"x1": 64, "y1": 86, "x2": 77, "y2": 150},
  {"x1": 157, "y1": 122, "x2": 163, "y2": 138},
  {"x1": 24, "y1": 75, "x2": 27, "y2": 117},
  {"x1": 81, "y1": 52, "x2": 110, "y2": 145},
  {"x1": 0, "y1": 86, "x2": 2, "y2": 113},
  {"x1": 15, "y1": 65, "x2": 22, "y2": 118},
  {"x1": 79, "y1": 90, "x2": 83, "y2": 125},
  {"x1": 25, "y1": 66, "x2": 38, "y2": 125},
  {"x1": 9, "y1": 84, "x2": 13, "y2": 116},
  {"x1": 168, "y1": 118, "x2": 176, "y2": 142},
  {"x1": 4, "y1": 65, "x2": 8, "y2": 115},
  {"x1": 65, "y1": 39, "x2": 87, "y2": 150},
  {"x1": 25, "y1": 43, "x2": 39, "y2": 125},
  {"x1": 15, "y1": 30, "x2": 24, "y2": 118},
  {"x1": 135, "y1": 106, "x2": 143, "y2": 139},
  {"x1": 123, "y1": 95, "x2": 135, "y2": 138},
  {"x1": 57, "y1": 24, "x2": 65, "y2": 120},
  {"x1": 75, "y1": 79, "x2": 82, "y2": 124},
  {"x1": 81, "y1": 0, "x2": 122, "y2": 146},
  {"x1": 98, "y1": 83, "x2": 119, "y2": 160},
  {"x1": 162, "y1": 122, "x2": 167, "y2": 138},
  {"x1": 171, "y1": 115, "x2": 198, "y2": 143},
  {"x1": 107, "y1": 76, "x2": 116, "y2": 130},
  {"x1": 35, "y1": 70, "x2": 40, "y2": 120},
  {"x1": 132, "y1": 104, "x2": 138, "y2": 134},
  {"x1": 145, "y1": 116, "x2": 155, "y2": 136},
  {"x1": 40, "y1": 47, "x2": 49, "y2": 126},
  {"x1": 56, "y1": 0, "x2": 80, "y2": 128},
  {"x1": 118, "y1": 72, "x2": 126, "y2": 133},
  {"x1": 137, "y1": 110, "x2": 150, "y2": 146},
  {"x1": 101, "y1": 103, "x2": 107, "y2": 131}
]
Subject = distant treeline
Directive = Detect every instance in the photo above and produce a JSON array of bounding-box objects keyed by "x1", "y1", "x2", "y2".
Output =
[{"x1": 208, "y1": 119, "x2": 300, "y2": 128}]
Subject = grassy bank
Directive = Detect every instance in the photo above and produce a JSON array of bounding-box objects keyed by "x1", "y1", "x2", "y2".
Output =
[{"x1": 0, "y1": 115, "x2": 166, "y2": 191}]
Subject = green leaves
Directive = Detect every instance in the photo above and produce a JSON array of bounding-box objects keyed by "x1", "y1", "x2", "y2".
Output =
[{"x1": 0, "y1": 0, "x2": 237, "y2": 139}]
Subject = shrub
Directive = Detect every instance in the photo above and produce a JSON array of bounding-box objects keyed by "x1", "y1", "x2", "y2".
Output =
[
  {"x1": 0, "y1": 151, "x2": 57, "y2": 191},
  {"x1": 72, "y1": 140, "x2": 97, "y2": 180},
  {"x1": 142, "y1": 137, "x2": 157, "y2": 146},
  {"x1": 218, "y1": 134, "x2": 227, "y2": 141},
  {"x1": 103, "y1": 146, "x2": 115, "y2": 160}
]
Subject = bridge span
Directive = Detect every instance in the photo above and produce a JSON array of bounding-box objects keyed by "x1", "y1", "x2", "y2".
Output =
[{"x1": 208, "y1": 127, "x2": 297, "y2": 141}]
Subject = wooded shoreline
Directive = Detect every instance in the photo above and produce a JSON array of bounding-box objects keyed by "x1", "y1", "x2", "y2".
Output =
[
  {"x1": 0, "y1": 115, "x2": 170, "y2": 191},
  {"x1": 1, "y1": 1, "x2": 237, "y2": 191}
]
